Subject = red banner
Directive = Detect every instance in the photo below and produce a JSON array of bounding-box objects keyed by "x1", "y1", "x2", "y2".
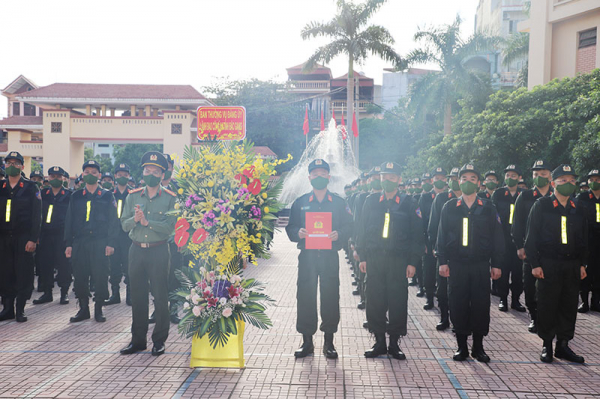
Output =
[{"x1": 197, "y1": 106, "x2": 246, "y2": 141}]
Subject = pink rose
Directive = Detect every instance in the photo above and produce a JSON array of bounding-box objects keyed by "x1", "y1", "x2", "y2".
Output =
[
  {"x1": 222, "y1": 308, "x2": 233, "y2": 318},
  {"x1": 192, "y1": 306, "x2": 201, "y2": 317}
]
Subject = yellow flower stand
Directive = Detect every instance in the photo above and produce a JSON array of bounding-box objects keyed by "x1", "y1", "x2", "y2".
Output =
[{"x1": 190, "y1": 320, "x2": 245, "y2": 368}]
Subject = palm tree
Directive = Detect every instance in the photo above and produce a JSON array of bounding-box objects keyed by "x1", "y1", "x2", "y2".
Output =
[
  {"x1": 405, "y1": 16, "x2": 499, "y2": 135},
  {"x1": 502, "y1": 32, "x2": 529, "y2": 88},
  {"x1": 301, "y1": 0, "x2": 404, "y2": 159}
]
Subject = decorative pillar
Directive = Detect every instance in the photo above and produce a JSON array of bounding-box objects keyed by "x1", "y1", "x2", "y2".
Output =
[
  {"x1": 175, "y1": 105, "x2": 181, "y2": 111},
  {"x1": 95, "y1": 107, "x2": 102, "y2": 117},
  {"x1": 152, "y1": 108, "x2": 159, "y2": 117},
  {"x1": 101, "y1": 105, "x2": 107, "y2": 116},
  {"x1": 130, "y1": 105, "x2": 136, "y2": 116},
  {"x1": 86, "y1": 105, "x2": 92, "y2": 115},
  {"x1": 145, "y1": 105, "x2": 151, "y2": 116},
  {"x1": 110, "y1": 108, "x2": 116, "y2": 117}
]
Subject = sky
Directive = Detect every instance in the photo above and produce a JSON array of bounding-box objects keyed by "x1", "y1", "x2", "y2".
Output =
[{"x1": 0, "y1": 0, "x2": 479, "y2": 118}]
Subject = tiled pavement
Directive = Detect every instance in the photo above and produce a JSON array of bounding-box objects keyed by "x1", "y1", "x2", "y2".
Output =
[{"x1": 1, "y1": 231, "x2": 600, "y2": 398}]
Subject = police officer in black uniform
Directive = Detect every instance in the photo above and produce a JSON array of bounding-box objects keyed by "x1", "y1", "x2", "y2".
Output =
[
  {"x1": 524, "y1": 164, "x2": 588, "y2": 363},
  {"x1": 351, "y1": 172, "x2": 370, "y2": 298},
  {"x1": 420, "y1": 167, "x2": 447, "y2": 310},
  {"x1": 492, "y1": 164, "x2": 525, "y2": 312},
  {"x1": 33, "y1": 166, "x2": 72, "y2": 305},
  {"x1": 576, "y1": 168, "x2": 600, "y2": 313},
  {"x1": 437, "y1": 163, "x2": 504, "y2": 362},
  {"x1": 357, "y1": 162, "x2": 423, "y2": 360},
  {"x1": 101, "y1": 172, "x2": 114, "y2": 191},
  {"x1": 30, "y1": 170, "x2": 44, "y2": 188},
  {"x1": 286, "y1": 159, "x2": 352, "y2": 359},
  {"x1": 65, "y1": 160, "x2": 119, "y2": 323},
  {"x1": 0, "y1": 151, "x2": 42, "y2": 322},
  {"x1": 478, "y1": 171, "x2": 499, "y2": 200},
  {"x1": 511, "y1": 159, "x2": 553, "y2": 332},
  {"x1": 428, "y1": 167, "x2": 461, "y2": 330},
  {"x1": 105, "y1": 163, "x2": 132, "y2": 306}
]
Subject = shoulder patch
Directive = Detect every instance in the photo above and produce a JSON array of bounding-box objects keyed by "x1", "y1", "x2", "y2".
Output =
[
  {"x1": 346, "y1": 204, "x2": 352, "y2": 215},
  {"x1": 129, "y1": 187, "x2": 144, "y2": 194},
  {"x1": 163, "y1": 188, "x2": 177, "y2": 197},
  {"x1": 496, "y1": 213, "x2": 502, "y2": 224},
  {"x1": 457, "y1": 199, "x2": 462, "y2": 207},
  {"x1": 395, "y1": 196, "x2": 400, "y2": 204},
  {"x1": 570, "y1": 200, "x2": 576, "y2": 208},
  {"x1": 553, "y1": 199, "x2": 559, "y2": 208},
  {"x1": 415, "y1": 207, "x2": 422, "y2": 218},
  {"x1": 477, "y1": 199, "x2": 483, "y2": 206},
  {"x1": 35, "y1": 191, "x2": 41, "y2": 200}
]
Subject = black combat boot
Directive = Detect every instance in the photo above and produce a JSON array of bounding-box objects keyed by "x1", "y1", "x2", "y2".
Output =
[
  {"x1": 577, "y1": 292, "x2": 589, "y2": 313},
  {"x1": 540, "y1": 339, "x2": 553, "y2": 363},
  {"x1": 0, "y1": 297, "x2": 15, "y2": 321},
  {"x1": 554, "y1": 339, "x2": 584, "y2": 363},
  {"x1": 436, "y1": 303, "x2": 449, "y2": 330},
  {"x1": 423, "y1": 294, "x2": 434, "y2": 310},
  {"x1": 357, "y1": 300, "x2": 365, "y2": 310},
  {"x1": 364, "y1": 333, "x2": 387, "y2": 358},
  {"x1": 94, "y1": 303, "x2": 106, "y2": 322},
  {"x1": 498, "y1": 297, "x2": 508, "y2": 312},
  {"x1": 453, "y1": 334, "x2": 469, "y2": 361},
  {"x1": 387, "y1": 334, "x2": 406, "y2": 360},
  {"x1": 70, "y1": 303, "x2": 91, "y2": 322},
  {"x1": 591, "y1": 295, "x2": 600, "y2": 312},
  {"x1": 60, "y1": 288, "x2": 69, "y2": 305},
  {"x1": 294, "y1": 334, "x2": 314, "y2": 358},
  {"x1": 15, "y1": 298, "x2": 27, "y2": 322},
  {"x1": 511, "y1": 298, "x2": 526, "y2": 312},
  {"x1": 104, "y1": 285, "x2": 121, "y2": 305},
  {"x1": 471, "y1": 334, "x2": 490, "y2": 363},
  {"x1": 527, "y1": 316, "x2": 537, "y2": 334},
  {"x1": 33, "y1": 289, "x2": 53, "y2": 305},
  {"x1": 416, "y1": 287, "x2": 425, "y2": 297},
  {"x1": 323, "y1": 333, "x2": 338, "y2": 359}
]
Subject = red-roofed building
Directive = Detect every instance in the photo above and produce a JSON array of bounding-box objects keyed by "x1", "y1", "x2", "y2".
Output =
[{"x1": 0, "y1": 75, "x2": 213, "y2": 174}]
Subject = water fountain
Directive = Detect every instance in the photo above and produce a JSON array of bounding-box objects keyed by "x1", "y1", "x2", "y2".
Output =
[{"x1": 279, "y1": 118, "x2": 360, "y2": 205}]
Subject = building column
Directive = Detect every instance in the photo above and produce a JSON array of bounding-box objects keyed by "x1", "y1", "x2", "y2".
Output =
[
  {"x1": 110, "y1": 108, "x2": 116, "y2": 117},
  {"x1": 130, "y1": 105, "x2": 136, "y2": 116},
  {"x1": 101, "y1": 105, "x2": 107, "y2": 116},
  {"x1": 19, "y1": 102, "x2": 24, "y2": 116},
  {"x1": 175, "y1": 105, "x2": 181, "y2": 111},
  {"x1": 152, "y1": 108, "x2": 159, "y2": 117},
  {"x1": 145, "y1": 105, "x2": 151, "y2": 116},
  {"x1": 86, "y1": 105, "x2": 92, "y2": 115},
  {"x1": 95, "y1": 107, "x2": 102, "y2": 117},
  {"x1": 527, "y1": 0, "x2": 552, "y2": 88}
]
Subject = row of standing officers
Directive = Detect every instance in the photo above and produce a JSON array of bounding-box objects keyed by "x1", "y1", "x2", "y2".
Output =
[
  {"x1": 288, "y1": 158, "x2": 593, "y2": 364},
  {"x1": 0, "y1": 151, "x2": 180, "y2": 357}
]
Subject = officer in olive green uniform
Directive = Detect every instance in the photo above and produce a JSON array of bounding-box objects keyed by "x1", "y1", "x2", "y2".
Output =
[
  {"x1": 357, "y1": 162, "x2": 423, "y2": 360},
  {"x1": 286, "y1": 159, "x2": 353, "y2": 360},
  {"x1": 437, "y1": 163, "x2": 504, "y2": 363},
  {"x1": 511, "y1": 159, "x2": 553, "y2": 333},
  {"x1": 524, "y1": 164, "x2": 588, "y2": 364},
  {"x1": 0, "y1": 152, "x2": 42, "y2": 322},
  {"x1": 65, "y1": 160, "x2": 120, "y2": 323},
  {"x1": 34, "y1": 166, "x2": 72, "y2": 305},
  {"x1": 576, "y1": 169, "x2": 600, "y2": 313},
  {"x1": 105, "y1": 163, "x2": 133, "y2": 306},
  {"x1": 120, "y1": 152, "x2": 176, "y2": 357}
]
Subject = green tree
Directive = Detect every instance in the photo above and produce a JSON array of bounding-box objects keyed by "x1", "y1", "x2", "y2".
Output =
[
  {"x1": 84, "y1": 147, "x2": 113, "y2": 176},
  {"x1": 31, "y1": 160, "x2": 42, "y2": 173},
  {"x1": 404, "y1": 15, "x2": 499, "y2": 135},
  {"x1": 113, "y1": 144, "x2": 163, "y2": 182},
  {"x1": 301, "y1": 0, "x2": 404, "y2": 158},
  {"x1": 203, "y1": 78, "x2": 305, "y2": 171},
  {"x1": 502, "y1": 32, "x2": 529, "y2": 88}
]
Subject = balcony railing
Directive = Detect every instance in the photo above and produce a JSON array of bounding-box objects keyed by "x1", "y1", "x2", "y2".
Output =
[
  {"x1": 289, "y1": 80, "x2": 330, "y2": 92},
  {"x1": 331, "y1": 101, "x2": 370, "y2": 112}
]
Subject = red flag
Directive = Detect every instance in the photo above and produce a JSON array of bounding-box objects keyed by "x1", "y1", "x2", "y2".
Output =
[
  {"x1": 332, "y1": 109, "x2": 337, "y2": 127},
  {"x1": 320, "y1": 110, "x2": 325, "y2": 131},
  {"x1": 351, "y1": 111, "x2": 359, "y2": 137},
  {"x1": 303, "y1": 107, "x2": 309, "y2": 135},
  {"x1": 340, "y1": 112, "x2": 347, "y2": 139}
]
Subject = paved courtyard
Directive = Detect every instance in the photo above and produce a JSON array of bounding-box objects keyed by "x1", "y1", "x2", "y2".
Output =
[{"x1": 1, "y1": 231, "x2": 600, "y2": 398}]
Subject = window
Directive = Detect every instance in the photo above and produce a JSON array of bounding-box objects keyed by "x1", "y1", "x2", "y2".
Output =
[
  {"x1": 171, "y1": 123, "x2": 182, "y2": 134},
  {"x1": 98, "y1": 144, "x2": 109, "y2": 147},
  {"x1": 12, "y1": 102, "x2": 20, "y2": 116},
  {"x1": 101, "y1": 153, "x2": 110, "y2": 159},
  {"x1": 24, "y1": 103, "x2": 36, "y2": 116},
  {"x1": 51, "y1": 122, "x2": 62, "y2": 133},
  {"x1": 579, "y1": 28, "x2": 597, "y2": 49}
]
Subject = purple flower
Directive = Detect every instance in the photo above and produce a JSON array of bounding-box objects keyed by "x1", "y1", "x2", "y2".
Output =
[{"x1": 212, "y1": 279, "x2": 232, "y2": 299}]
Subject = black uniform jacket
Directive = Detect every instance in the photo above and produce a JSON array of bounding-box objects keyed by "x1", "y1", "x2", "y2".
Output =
[
  {"x1": 356, "y1": 191, "x2": 423, "y2": 266},
  {"x1": 436, "y1": 196, "x2": 504, "y2": 267},
  {"x1": 286, "y1": 190, "x2": 353, "y2": 251},
  {"x1": 524, "y1": 195, "x2": 588, "y2": 269},
  {"x1": 41, "y1": 187, "x2": 71, "y2": 233},
  {"x1": 0, "y1": 178, "x2": 41, "y2": 242}
]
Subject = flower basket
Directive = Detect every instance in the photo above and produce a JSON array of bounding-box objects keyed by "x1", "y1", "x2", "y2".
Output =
[{"x1": 191, "y1": 320, "x2": 245, "y2": 368}]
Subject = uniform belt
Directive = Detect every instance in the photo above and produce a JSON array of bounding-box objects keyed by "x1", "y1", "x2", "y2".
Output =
[{"x1": 132, "y1": 240, "x2": 167, "y2": 249}]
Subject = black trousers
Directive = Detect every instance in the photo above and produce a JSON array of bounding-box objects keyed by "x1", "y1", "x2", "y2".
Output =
[
  {"x1": 109, "y1": 233, "x2": 131, "y2": 289},
  {"x1": 129, "y1": 243, "x2": 170, "y2": 346},
  {"x1": 365, "y1": 251, "x2": 408, "y2": 335},
  {"x1": 423, "y1": 250, "x2": 437, "y2": 298},
  {"x1": 536, "y1": 258, "x2": 580, "y2": 342},
  {"x1": 436, "y1": 259, "x2": 449, "y2": 309},
  {"x1": 580, "y1": 236, "x2": 600, "y2": 300},
  {"x1": 296, "y1": 250, "x2": 340, "y2": 335},
  {"x1": 0, "y1": 233, "x2": 35, "y2": 302},
  {"x1": 167, "y1": 242, "x2": 183, "y2": 294},
  {"x1": 448, "y1": 260, "x2": 491, "y2": 336},
  {"x1": 522, "y1": 260, "x2": 537, "y2": 318},
  {"x1": 498, "y1": 242, "x2": 523, "y2": 300},
  {"x1": 72, "y1": 238, "x2": 110, "y2": 306},
  {"x1": 414, "y1": 256, "x2": 423, "y2": 288},
  {"x1": 37, "y1": 230, "x2": 71, "y2": 291}
]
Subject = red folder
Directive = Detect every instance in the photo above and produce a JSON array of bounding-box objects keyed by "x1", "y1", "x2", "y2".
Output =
[{"x1": 305, "y1": 212, "x2": 332, "y2": 250}]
